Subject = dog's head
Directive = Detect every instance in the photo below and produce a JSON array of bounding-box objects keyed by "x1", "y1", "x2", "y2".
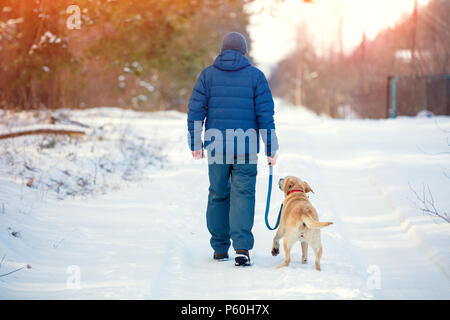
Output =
[{"x1": 278, "y1": 176, "x2": 314, "y2": 197}]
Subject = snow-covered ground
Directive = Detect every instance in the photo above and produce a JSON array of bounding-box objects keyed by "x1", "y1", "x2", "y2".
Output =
[{"x1": 0, "y1": 100, "x2": 449, "y2": 299}]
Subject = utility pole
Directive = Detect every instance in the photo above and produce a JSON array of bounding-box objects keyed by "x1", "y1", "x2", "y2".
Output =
[
  {"x1": 411, "y1": 0, "x2": 418, "y2": 72},
  {"x1": 360, "y1": 32, "x2": 367, "y2": 93},
  {"x1": 296, "y1": 0, "x2": 320, "y2": 106},
  {"x1": 295, "y1": 60, "x2": 303, "y2": 106},
  {"x1": 338, "y1": 15, "x2": 344, "y2": 61}
]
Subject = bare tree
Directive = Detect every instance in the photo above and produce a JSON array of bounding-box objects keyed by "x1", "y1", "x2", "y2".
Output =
[
  {"x1": 408, "y1": 122, "x2": 450, "y2": 224},
  {"x1": 409, "y1": 183, "x2": 450, "y2": 223}
]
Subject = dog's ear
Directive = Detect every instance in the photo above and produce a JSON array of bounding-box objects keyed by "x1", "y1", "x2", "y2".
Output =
[
  {"x1": 303, "y1": 181, "x2": 314, "y2": 194},
  {"x1": 282, "y1": 177, "x2": 292, "y2": 193},
  {"x1": 278, "y1": 178, "x2": 285, "y2": 191}
]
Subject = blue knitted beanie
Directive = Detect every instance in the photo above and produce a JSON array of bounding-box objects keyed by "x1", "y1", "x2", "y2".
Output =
[{"x1": 221, "y1": 32, "x2": 248, "y2": 55}]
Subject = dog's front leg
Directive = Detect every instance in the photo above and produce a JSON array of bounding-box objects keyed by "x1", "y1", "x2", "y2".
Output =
[{"x1": 271, "y1": 226, "x2": 284, "y2": 256}]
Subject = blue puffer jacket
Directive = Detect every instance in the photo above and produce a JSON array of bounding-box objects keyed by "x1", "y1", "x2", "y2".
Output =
[{"x1": 187, "y1": 49, "x2": 278, "y2": 157}]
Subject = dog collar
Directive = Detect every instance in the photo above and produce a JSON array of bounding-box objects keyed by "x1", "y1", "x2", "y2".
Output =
[{"x1": 287, "y1": 189, "x2": 304, "y2": 196}]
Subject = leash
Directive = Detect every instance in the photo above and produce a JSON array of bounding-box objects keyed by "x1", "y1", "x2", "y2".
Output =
[{"x1": 264, "y1": 165, "x2": 283, "y2": 230}]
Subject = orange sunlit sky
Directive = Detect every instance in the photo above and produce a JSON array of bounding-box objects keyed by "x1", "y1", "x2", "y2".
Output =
[{"x1": 248, "y1": 0, "x2": 430, "y2": 73}]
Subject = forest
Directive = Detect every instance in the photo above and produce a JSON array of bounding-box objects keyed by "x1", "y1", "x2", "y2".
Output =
[
  {"x1": 0, "y1": 0, "x2": 250, "y2": 111},
  {"x1": 1, "y1": 0, "x2": 449, "y2": 117}
]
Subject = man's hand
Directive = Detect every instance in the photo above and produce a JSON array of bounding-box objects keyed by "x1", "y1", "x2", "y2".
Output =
[
  {"x1": 192, "y1": 149, "x2": 204, "y2": 160},
  {"x1": 267, "y1": 152, "x2": 278, "y2": 166}
]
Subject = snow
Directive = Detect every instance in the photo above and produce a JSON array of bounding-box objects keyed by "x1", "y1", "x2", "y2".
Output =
[
  {"x1": 0, "y1": 111, "x2": 164, "y2": 199},
  {"x1": 0, "y1": 100, "x2": 449, "y2": 299}
]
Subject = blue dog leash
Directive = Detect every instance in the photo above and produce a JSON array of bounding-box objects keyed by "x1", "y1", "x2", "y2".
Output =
[{"x1": 264, "y1": 165, "x2": 283, "y2": 230}]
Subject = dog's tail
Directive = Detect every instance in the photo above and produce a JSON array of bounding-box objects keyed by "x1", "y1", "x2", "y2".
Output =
[{"x1": 303, "y1": 216, "x2": 333, "y2": 229}]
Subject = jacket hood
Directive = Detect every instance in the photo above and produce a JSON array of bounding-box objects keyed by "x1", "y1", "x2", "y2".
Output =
[{"x1": 213, "y1": 50, "x2": 251, "y2": 71}]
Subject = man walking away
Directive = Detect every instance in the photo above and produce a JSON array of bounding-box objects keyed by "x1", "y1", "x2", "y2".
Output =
[{"x1": 187, "y1": 32, "x2": 279, "y2": 266}]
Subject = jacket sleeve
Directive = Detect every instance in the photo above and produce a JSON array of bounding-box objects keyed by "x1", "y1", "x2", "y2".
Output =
[
  {"x1": 254, "y1": 70, "x2": 279, "y2": 156},
  {"x1": 187, "y1": 70, "x2": 208, "y2": 151}
]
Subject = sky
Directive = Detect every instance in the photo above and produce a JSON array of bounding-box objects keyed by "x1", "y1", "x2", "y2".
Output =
[{"x1": 247, "y1": 0, "x2": 430, "y2": 73}]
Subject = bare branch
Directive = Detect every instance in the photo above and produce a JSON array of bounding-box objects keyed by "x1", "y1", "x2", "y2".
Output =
[
  {"x1": 0, "y1": 266, "x2": 25, "y2": 278},
  {"x1": 409, "y1": 183, "x2": 450, "y2": 224},
  {"x1": 0, "y1": 129, "x2": 85, "y2": 140}
]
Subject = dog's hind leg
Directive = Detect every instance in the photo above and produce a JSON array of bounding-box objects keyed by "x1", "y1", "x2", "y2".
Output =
[
  {"x1": 310, "y1": 239, "x2": 322, "y2": 271},
  {"x1": 301, "y1": 242, "x2": 308, "y2": 264},
  {"x1": 314, "y1": 246, "x2": 322, "y2": 271},
  {"x1": 305, "y1": 231, "x2": 322, "y2": 271},
  {"x1": 313, "y1": 245, "x2": 323, "y2": 271}
]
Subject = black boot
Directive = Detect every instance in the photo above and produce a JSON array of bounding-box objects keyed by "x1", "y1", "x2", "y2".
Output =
[
  {"x1": 213, "y1": 252, "x2": 229, "y2": 262},
  {"x1": 235, "y1": 249, "x2": 251, "y2": 266}
]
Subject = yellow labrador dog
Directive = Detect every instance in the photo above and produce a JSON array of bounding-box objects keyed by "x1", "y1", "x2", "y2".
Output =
[{"x1": 271, "y1": 176, "x2": 333, "y2": 270}]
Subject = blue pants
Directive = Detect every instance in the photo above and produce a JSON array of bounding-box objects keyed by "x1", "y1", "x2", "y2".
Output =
[{"x1": 206, "y1": 160, "x2": 257, "y2": 254}]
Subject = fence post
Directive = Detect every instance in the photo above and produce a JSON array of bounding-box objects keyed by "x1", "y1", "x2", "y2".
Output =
[
  {"x1": 386, "y1": 76, "x2": 392, "y2": 118},
  {"x1": 391, "y1": 76, "x2": 398, "y2": 118}
]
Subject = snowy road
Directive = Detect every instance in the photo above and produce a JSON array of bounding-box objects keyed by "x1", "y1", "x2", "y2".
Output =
[{"x1": 1, "y1": 102, "x2": 449, "y2": 299}]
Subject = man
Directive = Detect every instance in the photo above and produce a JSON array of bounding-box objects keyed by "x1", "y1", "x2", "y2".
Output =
[{"x1": 187, "y1": 32, "x2": 278, "y2": 266}]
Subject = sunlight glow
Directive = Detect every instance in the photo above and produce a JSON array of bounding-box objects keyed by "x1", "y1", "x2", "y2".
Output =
[{"x1": 248, "y1": 0, "x2": 430, "y2": 71}]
